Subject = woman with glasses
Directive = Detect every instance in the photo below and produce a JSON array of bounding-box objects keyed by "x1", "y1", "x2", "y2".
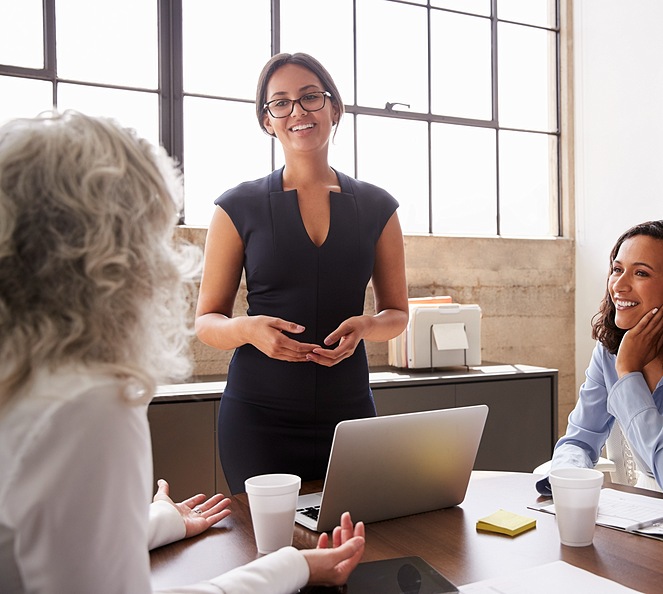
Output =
[{"x1": 196, "y1": 53, "x2": 409, "y2": 495}]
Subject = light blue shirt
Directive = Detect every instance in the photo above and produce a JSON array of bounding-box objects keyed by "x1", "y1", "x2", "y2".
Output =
[{"x1": 536, "y1": 341, "x2": 663, "y2": 495}]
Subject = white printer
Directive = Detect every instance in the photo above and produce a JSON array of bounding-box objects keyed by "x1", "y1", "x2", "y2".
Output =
[{"x1": 389, "y1": 299, "x2": 482, "y2": 369}]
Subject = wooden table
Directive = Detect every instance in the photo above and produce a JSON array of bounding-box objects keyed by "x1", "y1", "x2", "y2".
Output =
[{"x1": 150, "y1": 472, "x2": 663, "y2": 592}]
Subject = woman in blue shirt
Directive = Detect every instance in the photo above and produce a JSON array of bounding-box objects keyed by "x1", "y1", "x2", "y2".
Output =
[{"x1": 537, "y1": 220, "x2": 663, "y2": 495}]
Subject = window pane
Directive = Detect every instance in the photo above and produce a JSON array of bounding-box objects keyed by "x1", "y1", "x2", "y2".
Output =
[
  {"x1": 0, "y1": 0, "x2": 43, "y2": 67},
  {"x1": 0, "y1": 1, "x2": 561, "y2": 238},
  {"x1": 431, "y1": 124, "x2": 497, "y2": 235},
  {"x1": 329, "y1": 116, "x2": 356, "y2": 178},
  {"x1": 498, "y1": 0, "x2": 557, "y2": 28},
  {"x1": 57, "y1": 84, "x2": 159, "y2": 147},
  {"x1": 498, "y1": 23, "x2": 557, "y2": 132},
  {"x1": 431, "y1": 11, "x2": 492, "y2": 120},
  {"x1": 356, "y1": 0, "x2": 428, "y2": 113},
  {"x1": 280, "y1": 0, "x2": 355, "y2": 104},
  {"x1": 0, "y1": 76, "x2": 52, "y2": 125},
  {"x1": 183, "y1": 1, "x2": 271, "y2": 99},
  {"x1": 431, "y1": 0, "x2": 490, "y2": 17},
  {"x1": 356, "y1": 116, "x2": 428, "y2": 234},
  {"x1": 183, "y1": 97, "x2": 272, "y2": 227},
  {"x1": 499, "y1": 130, "x2": 558, "y2": 237},
  {"x1": 56, "y1": 0, "x2": 157, "y2": 87}
]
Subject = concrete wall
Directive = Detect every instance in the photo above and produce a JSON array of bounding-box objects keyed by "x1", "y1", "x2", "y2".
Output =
[{"x1": 178, "y1": 226, "x2": 575, "y2": 437}]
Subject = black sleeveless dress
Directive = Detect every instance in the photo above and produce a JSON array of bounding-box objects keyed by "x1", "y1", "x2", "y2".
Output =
[{"x1": 215, "y1": 167, "x2": 399, "y2": 493}]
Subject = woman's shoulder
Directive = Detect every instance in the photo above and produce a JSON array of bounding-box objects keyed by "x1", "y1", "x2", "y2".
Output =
[
  {"x1": 588, "y1": 340, "x2": 617, "y2": 378},
  {"x1": 592, "y1": 340, "x2": 615, "y2": 362},
  {"x1": 337, "y1": 171, "x2": 399, "y2": 208},
  {"x1": 4, "y1": 366, "x2": 141, "y2": 435},
  {"x1": 0, "y1": 366, "x2": 140, "y2": 503},
  {"x1": 214, "y1": 171, "x2": 273, "y2": 207}
]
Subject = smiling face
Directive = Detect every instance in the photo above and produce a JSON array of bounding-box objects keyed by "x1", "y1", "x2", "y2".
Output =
[
  {"x1": 608, "y1": 235, "x2": 663, "y2": 330},
  {"x1": 262, "y1": 63, "x2": 338, "y2": 156}
]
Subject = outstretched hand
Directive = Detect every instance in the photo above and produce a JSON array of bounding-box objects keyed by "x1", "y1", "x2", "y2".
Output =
[
  {"x1": 301, "y1": 511, "x2": 365, "y2": 587},
  {"x1": 153, "y1": 479, "x2": 232, "y2": 539}
]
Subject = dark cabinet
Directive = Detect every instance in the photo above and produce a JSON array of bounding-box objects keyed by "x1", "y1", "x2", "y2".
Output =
[
  {"x1": 148, "y1": 395, "x2": 228, "y2": 501},
  {"x1": 456, "y1": 378, "x2": 554, "y2": 471},
  {"x1": 373, "y1": 384, "x2": 456, "y2": 416},
  {"x1": 371, "y1": 367, "x2": 557, "y2": 473},
  {"x1": 150, "y1": 364, "x2": 557, "y2": 497}
]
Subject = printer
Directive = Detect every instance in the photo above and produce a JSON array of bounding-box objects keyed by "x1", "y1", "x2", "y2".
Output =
[{"x1": 389, "y1": 298, "x2": 481, "y2": 369}]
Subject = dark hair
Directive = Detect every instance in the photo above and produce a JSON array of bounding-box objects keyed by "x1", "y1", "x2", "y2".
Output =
[
  {"x1": 255, "y1": 52, "x2": 344, "y2": 137},
  {"x1": 592, "y1": 220, "x2": 663, "y2": 354}
]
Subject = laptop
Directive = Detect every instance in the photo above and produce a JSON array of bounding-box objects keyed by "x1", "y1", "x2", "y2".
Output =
[{"x1": 295, "y1": 404, "x2": 489, "y2": 532}]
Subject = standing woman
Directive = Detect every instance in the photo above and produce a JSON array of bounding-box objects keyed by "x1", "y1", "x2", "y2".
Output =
[
  {"x1": 537, "y1": 220, "x2": 663, "y2": 495},
  {"x1": 196, "y1": 53, "x2": 409, "y2": 494}
]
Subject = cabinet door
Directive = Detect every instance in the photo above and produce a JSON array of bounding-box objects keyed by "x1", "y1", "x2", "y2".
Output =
[
  {"x1": 456, "y1": 378, "x2": 553, "y2": 472},
  {"x1": 372, "y1": 384, "x2": 455, "y2": 416},
  {"x1": 148, "y1": 401, "x2": 217, "y2": 502}
]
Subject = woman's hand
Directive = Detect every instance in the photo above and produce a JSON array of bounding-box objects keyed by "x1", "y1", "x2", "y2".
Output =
[
  {"x1": 616, "y1": 307, "x2": 663, "y2": 377},
  {"x1": 301, "y1": 511, "x2": 365, "y2": 587},
  {"x1": 245, "y1": 315, "x2": 321, "y2": 362},
  {"x1": 153, "y1": 479, "x2": 232, "y2": 539},
  {"x1": 306, "y1": 316, "x2": 371, "y2": 367}
]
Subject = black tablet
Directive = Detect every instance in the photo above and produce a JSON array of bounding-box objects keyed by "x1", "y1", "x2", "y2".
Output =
[{"x1": 301, "y1": 556, "x2": 459, "y2": 593}]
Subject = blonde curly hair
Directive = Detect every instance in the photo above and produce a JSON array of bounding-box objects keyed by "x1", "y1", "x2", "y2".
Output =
[{"x1": 0, "y1": 110, "x2": 201, "y2": 409}]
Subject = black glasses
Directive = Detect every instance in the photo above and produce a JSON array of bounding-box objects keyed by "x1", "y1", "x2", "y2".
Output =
[{"x1": 263, "y1": 91, "x2": 332, "y2": 118}]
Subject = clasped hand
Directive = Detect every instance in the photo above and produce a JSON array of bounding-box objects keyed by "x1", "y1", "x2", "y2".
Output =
[{"x1": 248, "y1": 315, "x2": 369, "y2": 367}]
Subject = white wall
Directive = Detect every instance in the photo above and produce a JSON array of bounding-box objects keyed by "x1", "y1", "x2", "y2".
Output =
[{"x1": 574, "y1": 1, "x2": 663, "y2": 396}]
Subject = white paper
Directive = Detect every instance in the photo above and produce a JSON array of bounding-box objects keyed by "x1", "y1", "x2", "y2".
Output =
[
  {"x1": 458, "y1": 560, "x2": 642, "y2": 593},
  {"x1": 534, "y1": 488, "x2": 663, "y2": 534},
  {"x1": 432, "y1": 322, "x2": 468, "y2": 351}
]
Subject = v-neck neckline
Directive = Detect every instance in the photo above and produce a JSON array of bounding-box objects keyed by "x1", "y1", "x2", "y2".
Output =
[
  {"x1": 272, "y1": 168, "x2": 348, "y2": 250},
  {"x1": 280, "y1": 187, "x2": 336, "y2": 249}
]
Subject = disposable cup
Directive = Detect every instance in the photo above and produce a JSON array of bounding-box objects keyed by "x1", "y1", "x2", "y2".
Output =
[
  {"x1": 245, "y1": 473, "x2": 301, "y2": 554},
  {"x1": 549, "y1": 467, "x2": 604, "y2": 546}
]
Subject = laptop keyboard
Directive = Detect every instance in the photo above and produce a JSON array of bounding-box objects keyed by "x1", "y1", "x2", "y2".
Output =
[{"x1": 298, "y1": 506, "x2": 320, "y2": 521}]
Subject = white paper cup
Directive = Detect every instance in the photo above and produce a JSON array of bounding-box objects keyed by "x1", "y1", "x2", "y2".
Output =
[
  {"x1": 549, "y1": 467, "x2": 604, "y2": 546},
  {"x1": 245, "y1": 473, "x2": 301, "y2": 554}
]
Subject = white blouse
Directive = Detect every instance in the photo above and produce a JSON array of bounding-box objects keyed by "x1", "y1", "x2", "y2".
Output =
[{"x1": 0, "y1": 367, "x2": 309, "y2": 594}]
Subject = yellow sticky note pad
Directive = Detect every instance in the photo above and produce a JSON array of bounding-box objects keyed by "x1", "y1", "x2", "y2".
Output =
[{"x1": 476, "y1": 509, "x2": 536, "y2": 537}]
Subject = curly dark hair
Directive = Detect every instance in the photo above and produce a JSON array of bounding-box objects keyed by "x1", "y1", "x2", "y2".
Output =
[{"x1": 591, "y1": 220, "x2": 663, "y2": 354}]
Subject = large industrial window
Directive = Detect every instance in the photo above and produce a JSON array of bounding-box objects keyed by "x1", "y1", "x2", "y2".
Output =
[{"x1": 0, "y1": 0, "x2": 560, "y2": 237}]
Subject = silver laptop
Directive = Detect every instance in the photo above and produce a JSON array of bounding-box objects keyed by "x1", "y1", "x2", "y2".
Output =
[{"x1": 295, "y1": 404, "x2": 488, "y2": 532}]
